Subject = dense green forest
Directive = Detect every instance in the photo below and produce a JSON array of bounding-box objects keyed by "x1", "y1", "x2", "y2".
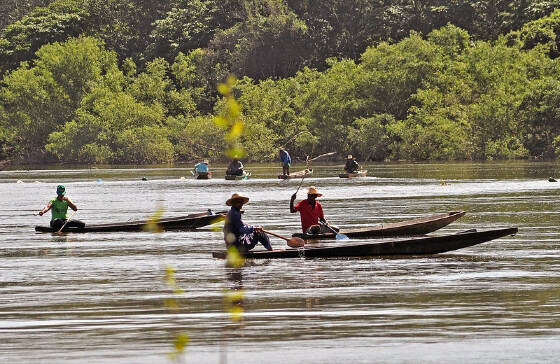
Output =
[{"x1": 2, "y1": 0, "x2": 560, "y2": 164}]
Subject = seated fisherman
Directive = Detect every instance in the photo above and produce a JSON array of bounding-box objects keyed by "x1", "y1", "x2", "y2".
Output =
[
  {"x1": 224, "y1": 193, "x2": 272, "y2": 252},
  {"x1": 194, "y1": 159, "x2": 210, "y2": 173},
  {"x1": 290, "y1": 186, "x2": 338, "y2": 234},
  {"x1": 344, "y1": 155, "x2": 360, "y2": 173},
  {"x1": 226, "y1": 156, "x2": 244, "y2": 176},
  {"x1": 38, "y1": 185, "x2": 85, "y2": 230}
]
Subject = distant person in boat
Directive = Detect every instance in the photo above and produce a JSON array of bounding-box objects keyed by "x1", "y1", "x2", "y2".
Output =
[
  {"x1": 226, "y1": 156, "x2": 244, "y2": 176},
  {"x1": 194, "y1": 159, "x2": 210, "y2": 174},
  {"x1": 290, "y1": 186, "x2": 339, "y2": 234},
  {"x1": 344, "y1": 155, "x2": 360, "y2": 174},
  {"x1": 224, "y1": 193, "x2": 272, "y2": 252},
  {"x1": 38, "y1": 185, "x2": 85, "y2": 230},
  {"x1": 279, "y1": 148, "x2": 291, "y2": 176}
]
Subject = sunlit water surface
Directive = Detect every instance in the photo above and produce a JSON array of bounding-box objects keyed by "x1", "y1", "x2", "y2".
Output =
[{"x1": 1, "y1": 161, "x2": 560, "y2": 363}]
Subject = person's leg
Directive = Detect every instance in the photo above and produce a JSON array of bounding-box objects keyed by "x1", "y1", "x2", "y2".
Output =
[
  {"x1": 234, "y1": 170, "x2": 243, "y2": 176},
  {"x1": 305, "y1": 225, "x2": 322, "y2": 234},
  {"x1": 255, "y1": 231, "x2": 271, "y2": 250},
  {"x1": 66, "y1": 220, "x2": 85, "y2": 228},
  {"x1": 50, "y1": 218, "x2": 65, "y2": 230}
]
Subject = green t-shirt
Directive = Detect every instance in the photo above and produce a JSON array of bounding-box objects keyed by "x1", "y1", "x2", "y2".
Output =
[{"x1": 49, "y1": 197, "x2": 69, "y2": 220}]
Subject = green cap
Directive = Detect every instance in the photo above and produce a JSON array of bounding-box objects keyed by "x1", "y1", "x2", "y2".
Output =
[{"x1": 56, "y1": 185, "x2": 66, "y2": 195}]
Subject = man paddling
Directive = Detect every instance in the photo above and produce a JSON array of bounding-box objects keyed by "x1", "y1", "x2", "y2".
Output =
[
  {"x1": 226, "y1": 156, "x2": 244, "y2": 176},
  {"x1": 290, "y1": 186, "x2": 338, "y2": 234},
  {"x1": 224, "y1": 193, "x2": 272, "y2": 252},
  {"x1": 38, "y1": 185, "x2": 85, "y2": 230},
  {"x1": 344, "y1": 155, "x2": 360, "y2": 174}
]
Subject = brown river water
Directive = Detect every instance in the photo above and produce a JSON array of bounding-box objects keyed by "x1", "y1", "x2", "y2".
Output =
[{"x1": 1, "y1": 161, "x2": 560, "y2": 363}]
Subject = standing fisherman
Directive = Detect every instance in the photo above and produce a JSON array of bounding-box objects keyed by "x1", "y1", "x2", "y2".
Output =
[
  {"x1": 279, "y1": 148, "x2": 291, "y2": 176},
  {"x1": 38, "y1": 185, "x2": 85, "y2": 230}
]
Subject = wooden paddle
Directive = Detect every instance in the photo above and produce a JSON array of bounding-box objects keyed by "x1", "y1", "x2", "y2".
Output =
[
  {"x1": 262, "y1": 230, "x2": 305, "y2": 248},
  {"x1": 319, "y1": 219, "x2": 349, "y2": 240},
  {"x1": 56, "y1": 210, "x2": 77, "y2": 234}
]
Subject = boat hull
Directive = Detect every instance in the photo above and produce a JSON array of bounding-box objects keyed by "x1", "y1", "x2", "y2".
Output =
[
  {"x1": 293, "y1": 211, "x2": 466, "y2": 239},
  {"x1": 278, "y1": 169, "x2": 313, "y2": 180},
  {"x1": 195, "y1": 172, "x2": 211, "y2": 179},
  {"x1": 339, "y1": 170, "x2": 367, "y2": 178},
  {"x1": 212, "y1": 227, "x2": 518, "y2": 259},
  {"x1": 35, "y1": 211, "x2": 225, "y2": 233}
]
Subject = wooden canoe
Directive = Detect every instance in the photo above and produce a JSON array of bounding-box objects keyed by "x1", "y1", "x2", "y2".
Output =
[
  {"x1": 278, "y1": 168, "x2": 313, "y2": 180},
  {"x1": 339, "y1": 170, "x2": 367, "y2": 178},
  {"x1": 212, "y1": 227, "x2": 518, "y2": 259},
  {"x1": 195, "y1": 171, "x2": 212, "y2": 179},
  {"x1": 35, "y1": 210, "x2": 226, "y2": 233},
  {"x1": 292, "y1": 211, "x2": 466, "y2": 240},
  {"x1": 225, "y1": 172, "x2": 250, "y2": 180}
]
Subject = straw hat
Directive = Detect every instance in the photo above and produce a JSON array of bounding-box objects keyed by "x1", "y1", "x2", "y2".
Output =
[
  {"x1": 203, "y1": 159, "x2": 209, "y2": 164},
  {"x1": 347, "y1": 155, "x2": 353, "y2": 159},
  {"x1": 226, "y1": 192, "x2": 250, "y2": 206},
  {"x1": 307, "y1": 186, "x2": 322, "y2": 197}
]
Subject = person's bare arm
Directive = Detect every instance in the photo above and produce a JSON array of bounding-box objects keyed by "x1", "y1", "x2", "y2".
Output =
[
  {"x1": 65, "y1": 197, "x2": 78, "y2": 211},
  {"x1": 290, "y1": 193, "x2": 297, "y2": 213},
  {"x1": 38, "y1": 203, "x2": 52, "y2": 216}
]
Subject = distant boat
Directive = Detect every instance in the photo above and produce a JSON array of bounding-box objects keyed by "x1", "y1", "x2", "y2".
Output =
[
  {"x1": 292, "y1": 211, "x2": 465, "y2": 240},
  {"x1": 225, "y1": 172, "x2": 251, "y2": 180},
  {"x1": 212, "y1": 227, "x2": 518, "y2": 259},
  {"x1": 35, "y1": 210, "x2": 225, "y2": 233},
  {"x1": 194, "y1": 171, "x2": 212, "y2": 179},
  {"x1": 339, "y1": 170, "x2": 367, "y2": 178},
  {"x1": 278, "y1": 168, "x2": 313, "y2": 180}
]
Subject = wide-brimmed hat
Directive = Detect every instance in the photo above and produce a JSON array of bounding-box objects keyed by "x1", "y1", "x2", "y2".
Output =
[
  {"x1": 56, "y1": 185, "x2": 66, "y2": 195},
  {"x1": 203, "y1": 159, "x2": 209, "y2": 164},
  {"x1": 307, "y1": 186, "x2": 322, "y2": 197},
  {"x1": 347, "y1": 155, "x2": 353, "y2": 159},
  {"x1": 226, "y1": 192, "x2": 250, "y2": 206}
]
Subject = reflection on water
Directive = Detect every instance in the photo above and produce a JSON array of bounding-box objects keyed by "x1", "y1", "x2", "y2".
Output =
[{"x1": 1, "y1": 161, "x2": 560, "y2": 363}]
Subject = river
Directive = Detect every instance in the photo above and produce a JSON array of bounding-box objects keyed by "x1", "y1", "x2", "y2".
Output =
[{"x1": 1, "y1": 161, "x2": 559, "y2": 363}]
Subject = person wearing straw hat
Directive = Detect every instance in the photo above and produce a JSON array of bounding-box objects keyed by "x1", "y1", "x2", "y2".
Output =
[
  {"x1": 194, "y1": 159, "x2": 210, "y2": 173},
  {"x1": 224, "y1": 193, "x2": 272, "y2": 252},
  {"x1": 290, "y1": 186, "x2": 338, "y2": 234},
  {"x1": 37, "y1": 185, "x2": 85, "y2": 230},
  {"x1": 344, "y1": 155, "x2": 360, "y2": 174},
  {"x1": 226, "y1": 156, "x2": 244, "y2": 176}
]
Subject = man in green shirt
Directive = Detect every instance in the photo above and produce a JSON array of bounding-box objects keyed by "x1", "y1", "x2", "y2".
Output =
[{"x1": 38, "y1": 185, "x2": 85, "y2": 230}]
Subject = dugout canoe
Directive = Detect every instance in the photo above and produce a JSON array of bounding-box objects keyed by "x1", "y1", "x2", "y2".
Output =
[
  {"x1": 212, "y1": 227, "x2": 518, "y2": 259},
  {"x1": 339, "y1": 170, "x2": 368, "y2": 178},
  {"x1": 292, "y1": 211, "x2": 466, "y2": 240},
  {"x1": 225, "y1": 172, "x2": 251, "y2": 180},
  {"x1": 278, "y1": 168, "x2": 313, "y2": 180},
  {"x1": 35, "y1": 210, "x2": 226, "y2": 233},
  {"x1": 194, "y1": 171, "x2": 212, "y2": 179}
]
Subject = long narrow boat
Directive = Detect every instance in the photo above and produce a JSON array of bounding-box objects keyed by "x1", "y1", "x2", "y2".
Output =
[
  {"x1": 339, "y1": 170, "x2": 368, "y2": 178},
  {"x1": 278, "y1": 168, "x2": 313, "y2": 180},
  {"x1": 35, "y1": 210, "x2": 226, "y2": 233},
  {"x1": 212, "y1": 227, "x2": 518, "y2": 259},
  {"x1": 225, "y1": 172, "x2": 251, "y2": 180},
  {"x1": 194, "y1": 171, "x2": 212, "y2": 179},
  {"x1": 292, "y1": 211, "x2": 466, "y2": 240}
]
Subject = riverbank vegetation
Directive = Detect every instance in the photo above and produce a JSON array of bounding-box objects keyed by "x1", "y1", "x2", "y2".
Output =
[{"x1": 2, "y1": 0, "x2": 560, "y2": 163}]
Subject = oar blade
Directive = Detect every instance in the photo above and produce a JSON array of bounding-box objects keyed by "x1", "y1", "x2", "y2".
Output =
[
  {"x1": 336, "y1": 233, "x2": 350, "y2": 240},
  {"x1": 287, "y1": 237, "x2": 305, "y2": 248}
]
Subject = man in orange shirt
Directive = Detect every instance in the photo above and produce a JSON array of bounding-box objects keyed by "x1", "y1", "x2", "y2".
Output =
[{"x1": 290, "y1": 186, "x2": 338, "y2": 234}]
